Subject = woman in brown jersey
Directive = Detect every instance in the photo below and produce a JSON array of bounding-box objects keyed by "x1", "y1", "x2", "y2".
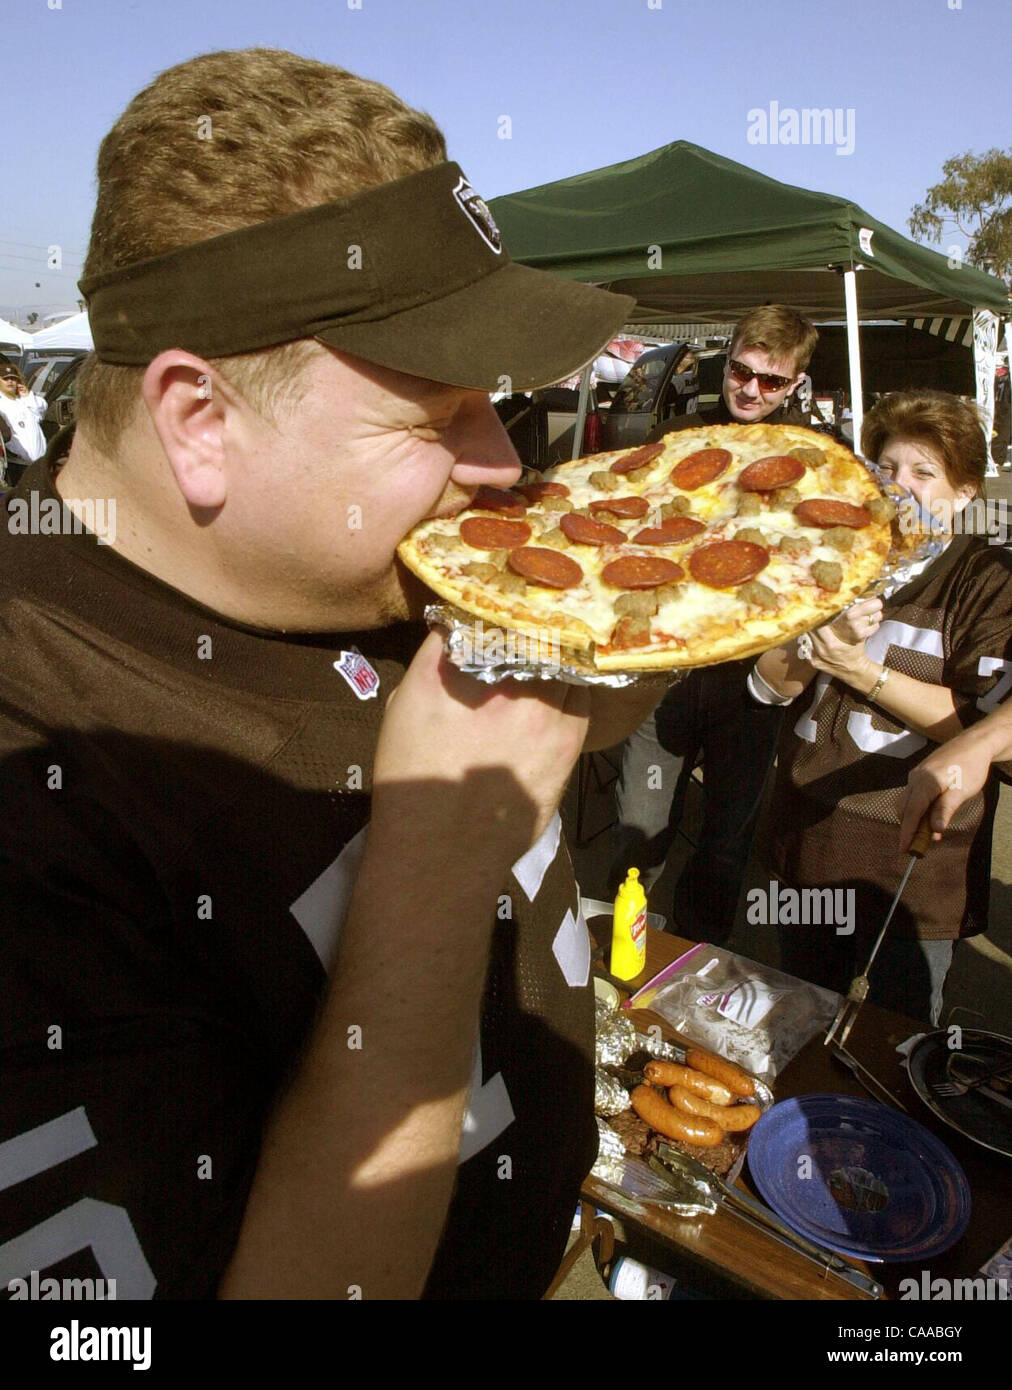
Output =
[{"x1": 753, "y1": 391, "x2": 1012, "y2": 1024}]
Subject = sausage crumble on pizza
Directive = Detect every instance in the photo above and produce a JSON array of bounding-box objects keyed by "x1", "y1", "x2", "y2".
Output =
[{"x1": 398, "y1": 423, "x2": 894, "y2": 672}]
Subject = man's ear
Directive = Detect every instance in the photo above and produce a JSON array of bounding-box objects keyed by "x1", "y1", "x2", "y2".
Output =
[{"x1": 140, "y1": 352, "x2": 236, "y2": 510}]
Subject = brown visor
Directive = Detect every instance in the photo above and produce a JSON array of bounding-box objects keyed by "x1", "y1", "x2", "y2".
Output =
[{"x1": 81, "y1": 161, "x2": 633, "y2": 391}]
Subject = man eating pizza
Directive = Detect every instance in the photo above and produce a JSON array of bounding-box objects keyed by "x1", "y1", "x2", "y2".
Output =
[
  {"x1": 608, "y1": 306, "x2": 819, "y2": 941},
  {"x1": 0, "y1": 49, "x2": 666, "y2": 1300}
]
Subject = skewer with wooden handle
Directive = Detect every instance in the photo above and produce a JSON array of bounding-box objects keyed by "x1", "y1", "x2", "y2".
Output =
[{"x1": 825, "y1": 812, "x2": 934, "y2": 1047}]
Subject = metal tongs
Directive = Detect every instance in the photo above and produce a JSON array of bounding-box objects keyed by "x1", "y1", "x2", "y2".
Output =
[
  {"x1": 825, "y1": 813, "x2": 934, "y2": 1048},
  {"x1": 653, "y1": 1144, "x2": 883, "y2": 1298}
]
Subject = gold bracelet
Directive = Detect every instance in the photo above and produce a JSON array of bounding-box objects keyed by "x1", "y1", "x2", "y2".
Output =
[{"x1": 866, "y1": 664, "x2": 890, "y2": 703}]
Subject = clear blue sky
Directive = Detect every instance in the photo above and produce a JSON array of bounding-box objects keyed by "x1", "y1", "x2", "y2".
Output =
[{"x1": 2, "y1": 0, "x2": 1008, "y2": 320}]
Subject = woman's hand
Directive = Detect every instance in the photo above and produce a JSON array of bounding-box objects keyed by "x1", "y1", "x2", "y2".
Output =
[
  {"x1": 828, "y1": 597, "x2": 883, "y2": 646},
  {"x1": 807, "y1": 598, "x2": 883, "y2": 688},
  {"x1": 899, "y1": 705, "x2": 1012, "y2": 849}
]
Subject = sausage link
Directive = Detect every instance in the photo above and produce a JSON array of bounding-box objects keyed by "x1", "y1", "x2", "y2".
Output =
[
  {"x1": 685, "y1": 1047, "x2": 755, "y2": 1098},
  {"x1": 643, "y1": 1060, "x2": 733, "y2": 1106},
  {"x1": 668, "y1": 1085, "x2": 761, "y2": 1132},
  {"x1": 629, "y1": 1085, "x2": 724, "y2": 1147}
]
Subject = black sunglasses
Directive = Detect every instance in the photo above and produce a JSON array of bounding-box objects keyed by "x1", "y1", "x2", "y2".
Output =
[{"x1": 726, "y1": 358, "x2": 795, "y2": 393}]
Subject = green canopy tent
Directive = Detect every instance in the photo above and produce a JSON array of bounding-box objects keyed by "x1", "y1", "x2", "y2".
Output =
[{"x1": 489, "y1": 141, "x2": 1010, "y2": 454}]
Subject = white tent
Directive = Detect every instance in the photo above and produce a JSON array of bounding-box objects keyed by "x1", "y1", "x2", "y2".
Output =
[
  {"x1": 28, "y1": 312, "x2": 93, "y2": 350},
  {"x1": 0, "y1": 316, "x2": 34, "y2": 350}
]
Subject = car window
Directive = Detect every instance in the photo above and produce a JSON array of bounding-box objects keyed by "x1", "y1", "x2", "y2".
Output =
[
  {"x1": 660, "y1": 371, "x2": 699, "y2": 417},
  {"x1": 610, "y1": 355, "x2": 670, "y2": 414},
  {"x1": 697, "y1": 354, "x2": 725, "y2": 398},
  {"x1": 31, "y1": 358, "x2": 76, "y2": 398}
]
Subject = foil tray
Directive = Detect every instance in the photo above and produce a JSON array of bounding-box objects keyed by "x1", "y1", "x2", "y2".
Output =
[
  {"x1": 591, "y1": 1003, "x2": 774, "y2": 1215},
  {"x1": 427, "y1": 602, "x2": 685, "y2": 689}
]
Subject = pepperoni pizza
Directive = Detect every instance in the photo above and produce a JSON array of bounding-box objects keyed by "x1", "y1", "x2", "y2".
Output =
[{"x1": 397, "y1": 423, "x2": 894, "y2": 672}]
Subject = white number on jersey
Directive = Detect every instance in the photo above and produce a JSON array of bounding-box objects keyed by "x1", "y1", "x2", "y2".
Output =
[
  {"x1": 0, "y1": 1108, "x2": 156, "y2": 1298},
  {"x1": 794, "y1": 620, "x2": 944, "y2": 758},
  {"x1": 977, "y1": 658, "x2": 1012, "y2": 713}
]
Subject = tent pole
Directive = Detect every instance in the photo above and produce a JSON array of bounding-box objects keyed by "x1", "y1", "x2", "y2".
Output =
[
  {"x1": 571, "y1": 362, "x2": 593, "y2": 459},
  {"x1": 843, "y1": 269, "x2": 864, "y2": 453}
]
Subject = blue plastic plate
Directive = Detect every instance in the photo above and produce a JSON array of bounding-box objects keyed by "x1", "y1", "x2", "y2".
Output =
[{"x1": 747, "y1": 1094, "x2": 971, "y2": 1263}]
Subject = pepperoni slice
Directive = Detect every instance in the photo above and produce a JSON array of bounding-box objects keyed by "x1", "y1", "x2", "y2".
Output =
[
  {"x1": 459, "y1": 517, "x2": 532, "y2": 550},
  {"x1": 611, "y1": 441, "x2": 665, "y2": 475},
  {"x1": 469, "y1": 485, "x2": 527, "y2": 516},
  {"x1": 515, "y1": 480, "x2": 570, "y2": 502},
  {"x1": 670, "y1": 448, "x2": 732, "y2": 490},
  {"x1": 602, "y1": 556, "x2": 684, "y2": 590},
  {"x1": 794, "y1": 498, "x2": 872, "y2": 529},
  {"x1": 560, "y1": 512, "x2": 627, "y2": 546},
  {"x1": 632, "y1": 516, "x2": 706, "y2": 545},
  {"x1": 738, "y1": 455, "x2": 805, "y2": 492},
  {"x1": 507, "y1": 546, "x2": 583, "y2": 589},
  {"x1": 589, "y1": 495, "x2": 650, "y2": 519},
  {"x1": 689, "y1": 540, "x2": 769, "y2": 589}
]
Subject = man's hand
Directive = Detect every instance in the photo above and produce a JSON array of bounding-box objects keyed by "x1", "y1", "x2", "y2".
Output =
[
  {"x1": 583, "y1": 679, "x2": 668, "y2": 754},
  {"x1": 373, "y1": 630, "x2": 591, "y2": 862}
]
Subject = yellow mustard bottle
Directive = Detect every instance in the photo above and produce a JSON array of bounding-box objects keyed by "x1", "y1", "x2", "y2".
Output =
[{"x1": 610, "y1": 867, "x2": 647, "y2": 981}]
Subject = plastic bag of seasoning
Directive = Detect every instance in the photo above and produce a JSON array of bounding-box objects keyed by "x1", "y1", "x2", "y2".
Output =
[{"x1": 627, "y1": 942, "x2": 840, "y2": 1080}]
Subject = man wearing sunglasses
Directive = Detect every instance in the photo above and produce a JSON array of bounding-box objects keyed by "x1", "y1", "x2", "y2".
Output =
[
  {"x1": 609, "y1": 306, "x2": 818, "y2": 944},
  {"x1": 648, "y1": 306, "x2": 816, "y2": 441}
]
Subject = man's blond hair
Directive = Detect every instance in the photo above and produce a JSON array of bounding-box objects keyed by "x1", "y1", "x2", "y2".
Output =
[
  {"x1": 76, "y1": 49, "x2": 447, "y2": 454},
  {"x1": 730, "y1": 305, "x2": 818, "y2": 375}
]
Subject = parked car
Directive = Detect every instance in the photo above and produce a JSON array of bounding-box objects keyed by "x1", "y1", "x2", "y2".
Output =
[
  {"x1": 40, "y1": 354, "x2": 85, "y2": 441},
  {"x1": 27, "y1": 352, "x2": 86, "y2": 400},
  {"x1": 601, "y1": 342, "x2": 704, "y2": 449},
  {"x1": 498, "y1": 342, "x2": 709, "y2": 468},
  {"x1": 536, "y1": 385, "x2": 602, "y2": 466}
]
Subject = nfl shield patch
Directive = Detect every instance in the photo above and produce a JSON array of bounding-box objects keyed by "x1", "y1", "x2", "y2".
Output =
[{"x1": 334, "y1": 650, "x2": 380, "y2": 700}]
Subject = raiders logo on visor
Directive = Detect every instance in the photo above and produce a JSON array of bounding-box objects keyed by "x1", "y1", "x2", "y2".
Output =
[{"x1": 452, "y1": 175, "x2": 503, "y2": 255}]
